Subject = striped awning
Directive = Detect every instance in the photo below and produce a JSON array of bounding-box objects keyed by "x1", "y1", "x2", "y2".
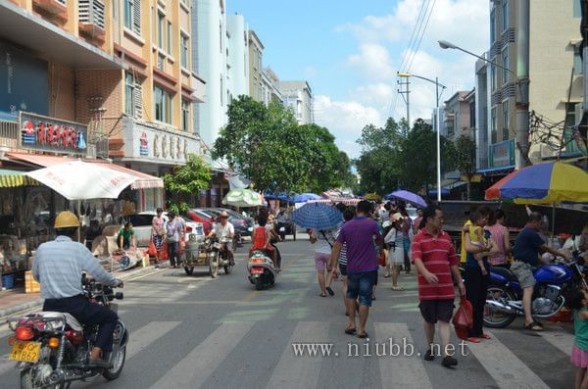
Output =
[{"x1": 0, "y1": 169, "x2": 38, "y2": 188}]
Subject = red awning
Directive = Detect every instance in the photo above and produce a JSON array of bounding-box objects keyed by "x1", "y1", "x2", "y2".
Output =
[{"x1": 6, "y1": 152, "x2": 163, "y2": 190}]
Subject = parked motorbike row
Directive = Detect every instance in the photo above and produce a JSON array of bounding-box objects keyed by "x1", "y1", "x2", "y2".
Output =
[{"x1": 483, "y1": 250, "x2": 588, "y2": 329}]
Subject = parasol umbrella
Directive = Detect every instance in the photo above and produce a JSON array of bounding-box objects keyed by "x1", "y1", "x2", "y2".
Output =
[
  {"x1": 222, "y1": 188, "x2": 264, "y2": 207},
  {"x1": 385, "y1": 190, "x2": 427, "y2": 208},
  {"x1": 292, "y1": 202, "x2": 343, "y2": 230},
  {"x1": 293, "y1": 193, "x2": 322, "y2": 203},
  {"x1": 485, "y1": 161, "x2": 588, "y2": 204},
  {"x1": 26, "y1": 160, "x2": 137, "y2": 200}
]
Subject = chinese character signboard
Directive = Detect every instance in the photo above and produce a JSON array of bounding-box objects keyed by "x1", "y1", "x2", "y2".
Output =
[
  {"x1": 489, "y1": 139, "x2": 515, "y2": 168},
  {"x1": 19, "y1": 112, "x2": 87, "y2": 155}
]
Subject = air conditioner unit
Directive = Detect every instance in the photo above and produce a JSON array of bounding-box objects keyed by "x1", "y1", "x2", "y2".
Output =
[{"x1": 539, "y1": 144, "x2": 558, "y2": 160}]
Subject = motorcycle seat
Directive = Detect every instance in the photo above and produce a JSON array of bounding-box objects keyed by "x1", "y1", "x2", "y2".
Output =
[
  {"x1": 491, "y1": 266, "x2": 518, "y2": 282},
  {"x1": 41, "y1": 311, "x2": 84, "y2": 332}
]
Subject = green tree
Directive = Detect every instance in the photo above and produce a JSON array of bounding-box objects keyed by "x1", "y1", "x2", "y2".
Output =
[
  {"x1": 163, "y1": 154, "x2": 211, "y2": 213},
  {"x1": 452, "y1": 134, "x2": 477, "y2": 200}
]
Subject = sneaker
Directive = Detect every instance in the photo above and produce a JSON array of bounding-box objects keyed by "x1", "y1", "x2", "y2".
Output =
[
  {"x1": 441, "y1": 356, "x2": 458, "y2": 368},
  {"x1": 424, "y1": 349, "x2": 435, "y2": 361}
]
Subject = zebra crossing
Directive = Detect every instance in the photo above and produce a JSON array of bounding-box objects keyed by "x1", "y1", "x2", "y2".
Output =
[{"x1": 0, "y1": 317, "x2": 575, "y2": 388}]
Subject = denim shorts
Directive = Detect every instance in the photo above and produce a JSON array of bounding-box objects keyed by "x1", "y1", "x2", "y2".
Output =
[{"x1": 347, "y1": 271, "x2": 377, "y2": 307}]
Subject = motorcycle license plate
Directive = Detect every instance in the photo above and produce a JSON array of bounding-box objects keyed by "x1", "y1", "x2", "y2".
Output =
[
  {"x1": 251, "y1": 267, "x2": 264, "y2": 275},
  {"x1": 10, "y1": 341, "x2": 41, "y2": 363}
]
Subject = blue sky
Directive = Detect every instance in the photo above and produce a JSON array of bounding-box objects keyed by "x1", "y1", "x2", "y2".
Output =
[{"x1": 227, "y1": 0, "x2": 490, "y2": 159}]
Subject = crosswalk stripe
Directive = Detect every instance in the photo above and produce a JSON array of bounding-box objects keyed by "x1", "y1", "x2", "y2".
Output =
[
  {"x1": 467, "y1": 330, "x2": 550, "y2": 389},
  {"x1": 374, "y1": 322, "x2": 433, "y2": 388},
  {"x1": 540, "y1": 331, "x2": 574, "y2": 356},
  {"x1": 150, "y1": 321, "x2": 254, "y2": 388},
  {"x1": 127, "y1": 321, "x2": 181, "y2": 360},
  {"x1": 265, "y1": 321, "x2": 329, "y2": 389}
]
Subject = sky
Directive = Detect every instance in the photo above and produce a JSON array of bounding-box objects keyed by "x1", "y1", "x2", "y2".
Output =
[{"x1": 227, "y1": 0, "x2": 490, "y2": 159}]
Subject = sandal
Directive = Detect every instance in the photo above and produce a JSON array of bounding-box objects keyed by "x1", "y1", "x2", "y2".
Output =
[
  {"x1": 391, "y1": 286, "x2": 404, "y2": 291},
  {"x1": 357, "y1": 332, "x2": 369, "y2": 339},
  {"x1": 326, "y1": 287, "x2": 335, "y2": 296},
  {"x1": 524, "y1": 322, "x2": 543, "y2": 331},
  {"x1": 477, "y1": 334, "x2": 491, "y2": 340},
  {"x1": 344, "y1": 327, "x2": 357, "y2": 335}
]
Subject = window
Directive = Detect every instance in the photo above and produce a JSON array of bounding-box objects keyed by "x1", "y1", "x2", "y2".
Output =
[
  {"x1": 181, "y1": 99, "x2": 190, "y2": 131},
  {"x1": 491, "y1": 64, "x2": 496, "y2": 91},
  {"x1": 574, "y1": 0, "x2": 582, "y2": 18},
  {"x1": 490, "y1": 9, "x2": 496, "y2": 43},
  {"x1": 167, "y1": 21, "x2": 173, "y2": 55},
  {"x1": 154, "y1": 86, "x2": 172, "y2": 124},
  {"x1": 124, "y1": 0, "x2": 141, "y2": 34},
  {"x1": 181, "y1": 34, "x2": 189, "y2": 68},
  {"x1": 491, "y1": 107, "x2": 497, "y2": 143},
  {"x1": 502, "y1": 101, "x2": 509, "y2": 137},
  {"x1": 125, "y1": 73, "x2": 135, "y2": 116},
  {"x1": 158, "y1": 13, "x2": 165, "y2": 50},
  {"x1": 575, "y1": 46, "x2": 583, "y2": 75},
  {"x1": 502, "y1": 0, "x2": 509, "y2": 32},
  {"x1": 219, "y1": 23, "x2": 223, "y2": 53},
  {"x1": 502, "y1": 48, "x2": 509, "y2": 84}
]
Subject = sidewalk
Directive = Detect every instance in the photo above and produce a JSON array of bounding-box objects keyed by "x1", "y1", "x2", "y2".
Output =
[{"x1": 0, "y1": 263, "x2": 159, "y2": 322}]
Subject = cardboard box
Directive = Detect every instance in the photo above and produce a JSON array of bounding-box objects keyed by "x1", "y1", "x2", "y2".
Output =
[{"x1": 25, "y1": 271, "x2": 41, "y2": 293}]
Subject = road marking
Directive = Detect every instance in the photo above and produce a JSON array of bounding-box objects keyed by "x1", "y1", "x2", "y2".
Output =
[
  {"x1": 265, "y1": 321, "x2": 329, "y2": 389},
  {"x1": 240, "y1": 290, "x2": 257, "y2": 302},
  {"x1": 150, "y1": 322, "x2": 254, "y2": 388},
  {"x1": 127, "y1": 321, "x2": 181, "y2": 359},
  {"x1": 374, "y1": 322, "x2": 433, "y2": 388},
  {"x1": 540, "y1": 330, "x2": 574, "y2": 356},
  {"x1": 466, "y1": 330, "x2": 550, "y2": 389}
]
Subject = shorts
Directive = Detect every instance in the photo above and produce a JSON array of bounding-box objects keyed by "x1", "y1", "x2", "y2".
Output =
[
  {"x1": 572, "y1": 345, "x2": 588, "y2": 368},
  {"x1": 339, "y1": 263, "x2": 347, "y2": 277},
  {"x1": 347, "y1": 271, "x2": 377, "y2": 307},
  {"x1": 419, "y1": 299, "x2": 454, "y2": 324},
  {"x1": 511, "y1": 260, "x2": 536, "y2": 288},
  {"x1": 315, "y1": 252, "x2": 330, "y2": 271}
]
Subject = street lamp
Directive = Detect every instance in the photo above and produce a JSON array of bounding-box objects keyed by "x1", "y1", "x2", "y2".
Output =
[
  {"x1": 397, "y1": 72, "x2": 446, "y2": 202},
  {"x1": 437, "y1": 39, "x2": 529, "y2": 169}
]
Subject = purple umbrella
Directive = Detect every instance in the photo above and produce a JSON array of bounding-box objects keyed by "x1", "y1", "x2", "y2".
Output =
[{"x1": 385, "y1": 190, "x2": 427, "y2": 208}]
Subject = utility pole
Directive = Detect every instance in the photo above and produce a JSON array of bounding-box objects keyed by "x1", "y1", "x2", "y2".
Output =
[{"x1": 397, "y1": 77, "x2": 410, "y2": 131}]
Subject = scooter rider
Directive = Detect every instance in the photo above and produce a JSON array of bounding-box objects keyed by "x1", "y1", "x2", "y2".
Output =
[
  {"x1": 207, "y1": 211, "x2": 235, "y2": 265},
  {"x1": 250, "y1": 213, "x2": 279, "y2": 270},
  {"x1": 33, "y1": 211, "x2": 124, "y2": 367}
]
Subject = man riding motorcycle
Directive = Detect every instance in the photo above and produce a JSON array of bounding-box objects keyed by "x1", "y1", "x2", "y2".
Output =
[
  {"x1": 207, "y1": 210, "x2": 235, "y2": 265},
  {"x1": 32, "y1": 211, "x2": 124, "y2": 368}
]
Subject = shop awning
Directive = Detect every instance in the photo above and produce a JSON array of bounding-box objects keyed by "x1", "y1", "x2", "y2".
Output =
[
  {"x1": 477, "y1": 166, "x2": 515, "y2": 175},
  {"x1": 6, "y1": 152, "x2": 163, "y2": 190},
  {"x1": 0, "y1": 169, "x2": 38, "y2": 188}
]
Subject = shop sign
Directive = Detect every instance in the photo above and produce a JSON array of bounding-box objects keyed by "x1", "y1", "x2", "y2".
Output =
[
  {"x1": 126, "y1": 121, "x2": 200, "y2": 163},
  {"x1": 139, "y1": 131, "x2": 148, "y2": 156},
  {"x1": 19, "y1": 112, "x2": 87, "y2": 155},
  {"x1": 489, "y1": 139, "x2": 515, "y2": 168}
]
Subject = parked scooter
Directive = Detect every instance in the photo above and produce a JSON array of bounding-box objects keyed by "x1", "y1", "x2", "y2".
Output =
[
  {"x1": 7, "y1": 276, "x2": 127, "y2": 388},
  {"x1": 484, "y1": 251, "x2": 588, "y2": 328},
  {"x1": 247, "y1": 245, "x2": 281, "y2": 290}
]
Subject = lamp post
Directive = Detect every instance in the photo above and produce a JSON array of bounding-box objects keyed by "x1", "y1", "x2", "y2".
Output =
[
  {"x1": 397, "y1": 72, "x2": 447, "y2": 202},
  {"x1": 438, "y1": 39, "x2": 529, "y2": 169}
]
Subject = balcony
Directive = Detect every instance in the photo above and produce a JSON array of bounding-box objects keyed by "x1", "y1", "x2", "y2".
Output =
[
  {"x1": 79, "y1": 0, "x2": 106, "y2": 42},
  {"x1": 33, "y1": 0, "x2": 67, "y2": 17}
]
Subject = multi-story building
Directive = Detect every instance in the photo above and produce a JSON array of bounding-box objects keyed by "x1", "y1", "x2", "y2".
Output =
[
  {"x1": 279, "y1": 81, "x2": 313, "y2": 125},
  {"x1": 0, "y1": 0, "x2": 206, "y2": 211},
  {"x1": 487, "y1": 0, "x2": 582, "y2": 171},
  {"x1": 261, "y1": 68, "x2": 283, "y2": 106},
  {"x1": 248, "y1": 30, "x2": 264, "y2": 103}
]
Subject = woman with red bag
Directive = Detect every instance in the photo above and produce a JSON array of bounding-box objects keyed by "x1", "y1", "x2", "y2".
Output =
[{"x1": 151, "y1": 208, "x2": 166, "y2": 268}]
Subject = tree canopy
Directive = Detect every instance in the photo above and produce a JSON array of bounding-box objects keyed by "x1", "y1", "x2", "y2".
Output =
[
  {"x1": 212, "y1": 95, "x2": 354, "y2": 193},
  {"x1": 163, "y1": 153, "x2": 211, "y2": 213}
]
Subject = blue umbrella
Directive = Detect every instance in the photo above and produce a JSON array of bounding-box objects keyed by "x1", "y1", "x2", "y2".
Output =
[
  {"x1": 385, "y1": 189, "x2": 427, "y2": 208},
  {"x1": 292, "y1": 202, "x2": 343, "y2": 230},
  {"x1": 293, "y1": 193, "x2": 322, "y2": 203}
]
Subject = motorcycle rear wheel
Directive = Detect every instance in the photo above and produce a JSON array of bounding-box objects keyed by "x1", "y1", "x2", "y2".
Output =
[
  {"x1": 20, "y1": 368, "x2": 67, "y2": 389},
  {"x1": 255, "y1": 277, "x2": 265, "y2": 290},
  {"x1": 484, "y1": 285, "x2": 517, "y2": 328}
]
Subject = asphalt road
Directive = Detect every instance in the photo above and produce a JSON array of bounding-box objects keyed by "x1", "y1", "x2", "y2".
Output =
[{"x1": 0, "y1": 235, "x2": 576, "y2": 388}]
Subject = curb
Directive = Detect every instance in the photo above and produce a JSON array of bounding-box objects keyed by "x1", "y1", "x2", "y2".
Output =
[{"x1": 0, "y1": 264, "x2": 159, "y2": 322}]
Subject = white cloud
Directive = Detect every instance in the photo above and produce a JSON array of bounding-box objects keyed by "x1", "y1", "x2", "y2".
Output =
[{"x1": 325, "y1": 0, "x2": 489, "y2": 154}]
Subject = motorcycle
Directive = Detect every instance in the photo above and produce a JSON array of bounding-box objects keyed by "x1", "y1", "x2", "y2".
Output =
[
  {"x1": 484, "y1": 252, "x2": 588, "y2": 328},
  {"x1": 210, "y1": 237, "x2": 234, "y2": 276},
  {"x1": 247, "y1": 245, "x2": 281, "y2": 290},
  {"x1": 7, "y1": 276, "x2": 128, "y2": 388}
]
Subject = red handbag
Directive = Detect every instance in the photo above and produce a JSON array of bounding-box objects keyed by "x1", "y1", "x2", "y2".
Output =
[
  {"x1": 452, "y1": 296, "x2": 474, "y2": 331},
  {"x1": 148, "y1": 241, "x2": 157, "y2": 257},
  {"x1": 159, "y1": 241, "x2": 169, "y2": 260},
  {"x1": 379, "y1": 250, "x2": 387, "y2": 267}
]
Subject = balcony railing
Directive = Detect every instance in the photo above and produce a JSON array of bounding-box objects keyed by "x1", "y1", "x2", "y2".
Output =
[
  {"x1": 0, "y1": 120, "x2": 18, "y2": 148},
  {"x1": 79, "y1": 0, "x2": 105, "y2": 38}
]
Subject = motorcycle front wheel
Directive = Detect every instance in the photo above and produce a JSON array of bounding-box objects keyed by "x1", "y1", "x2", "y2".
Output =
[
  {"x1": 20, "y1": 368, "x2": 67, "y2": 389},
  {"x1": 102, "y1": 344, "x2": 126, "y2": 381},
  {"x1": 209, "y1": 253, "x2": 219, "y2": 278},
  {"x1": 484, "y1": 285, "x2": 517, "y2": 328}
]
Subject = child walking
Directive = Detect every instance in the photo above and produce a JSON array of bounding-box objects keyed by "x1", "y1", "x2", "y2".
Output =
[{"x1": 566, "y1": 289, "x2": 588, "y2": 389}]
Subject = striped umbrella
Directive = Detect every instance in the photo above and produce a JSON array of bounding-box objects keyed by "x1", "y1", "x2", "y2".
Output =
[
  {"x1": 0, "y1": 169, "x2": 38, "y2": 188},
  {"x1": 485, "y1": 161, "x2": 588, "y2": 204}
]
